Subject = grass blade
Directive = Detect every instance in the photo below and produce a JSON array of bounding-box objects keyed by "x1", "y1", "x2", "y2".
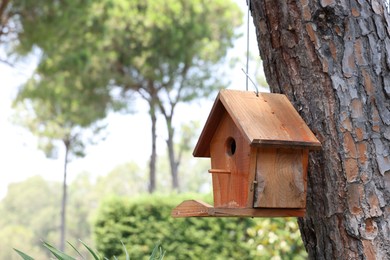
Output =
[
  {"x1": 43, "y1": 241, "x2": 76, "y2": 260},
  {"x1": 159, "y1": 247, "x2": 165, "y2": 260},
  {"x1": 67, "y1": 241, "x2": 85, "y2": 259},
  {"x1": 13, "y1": 248, "x2": 35, "y2": 260},
  {"x1": 149, "y1": 242, "x2": 165, "y2": 260},
  {"x1": 121, "y1": 241, "x2": 130, "y2": 260},
  {"x1": 79, "y1": 240, "x2": 100, "y2": 260}
]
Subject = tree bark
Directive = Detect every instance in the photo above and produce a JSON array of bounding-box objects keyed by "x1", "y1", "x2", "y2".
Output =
[
  {"x1": 165, "y1": 115, "x2": 180, "y2": 191},
  {"x1": 148, "y1": 100, "x2": 157, "y2": 193},
  {"x1": 250, "y1": 0, "x2": 390, "y2": 259},
  {"x1": 157, "y1": 90, "x2": 181, "y2": 192},
  {"x1": 60, "y1": 139, "x2": 70, "y2": 251},
  {"x1": 0, "y1": 0, "x2": 10, "y2": 36}
]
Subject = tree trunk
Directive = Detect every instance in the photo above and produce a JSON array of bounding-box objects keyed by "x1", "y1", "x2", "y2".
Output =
[
  {"x1": 250, "y1": 0, "x2": 390, "y2": 258},
  {"x1": 0, "y1": 0, "x2": 10, "y2": 36},
  {"x1": 148, "y1": 101, "x2": 157, "y2": 193},
  {"x1": 165, "y1": 115, "x2": 180, "y2": 191},
  {"x1": 60, "y1": 140, "x2": 70, "y2": 251}
]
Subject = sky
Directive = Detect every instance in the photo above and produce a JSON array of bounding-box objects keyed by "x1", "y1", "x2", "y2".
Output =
[{"x1": 0, "y1": 2, "x2": 266, "y2": 199}]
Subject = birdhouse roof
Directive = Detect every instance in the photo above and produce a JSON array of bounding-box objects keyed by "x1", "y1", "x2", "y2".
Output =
[{"x1": 193, "y1": 89, "x2": 321, "y2": 157}]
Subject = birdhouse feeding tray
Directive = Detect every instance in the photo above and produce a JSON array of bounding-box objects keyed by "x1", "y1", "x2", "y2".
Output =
[{"x1": 172, "y1": 90, "x2": 321, "y2": 218}]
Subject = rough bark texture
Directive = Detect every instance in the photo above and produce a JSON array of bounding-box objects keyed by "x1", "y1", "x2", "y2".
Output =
[{"x1": 250, "y1": 0, "x2": 390, "y2": 259}]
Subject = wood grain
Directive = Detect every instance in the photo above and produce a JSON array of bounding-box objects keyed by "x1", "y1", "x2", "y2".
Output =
[
  {"x1": 210, "y1": 112, "x2": 252, "y2": 208},
  {"x1": 171, "y1": 200, "x2": 212, "y2": 217},
  {"x1": 254, "y1": 147, "x2": 307, "y2": 208},
  {"x1": 171, "y1": 200, "x2": 306, "y2": 218},
  {"x1": 208, "y1": 169, "x2": 231, "y2": 174},
  {"x1": 193, "y1": 89, "x2": 321, "y2": 157}
]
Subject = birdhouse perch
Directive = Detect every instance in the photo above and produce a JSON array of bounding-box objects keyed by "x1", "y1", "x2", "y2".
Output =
[{"x1": 172, "y1": 90, "x2": 321, "y2": 218}]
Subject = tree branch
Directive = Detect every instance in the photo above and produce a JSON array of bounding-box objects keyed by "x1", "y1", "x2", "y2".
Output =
[
  {"x1": 0, "y1": 0, "x2": 11, "y2": 21},
  {"x1": 0, "y1": 57, "x2": 14, "y2": 67}
]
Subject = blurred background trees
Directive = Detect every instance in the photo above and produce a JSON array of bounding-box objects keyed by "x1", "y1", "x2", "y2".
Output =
[
  {"x1": 3, "y1": 0, "x2": 241, "y2": 251},
  {"x1": 101, "y1": 0, "x2": 242, "y2": 192},
  {"x1": 13, "y1": 62, "x2": 111, "y2": 251}
]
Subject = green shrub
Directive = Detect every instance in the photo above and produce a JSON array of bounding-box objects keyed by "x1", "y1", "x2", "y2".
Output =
[
  {"x1": 93, "y1": 194, "x2": 307, "y2": 260},
  {"x1": 246, "y1": 218, "x2": 307, "y2": 259},
  {"x1": 14, "y1": 240, "x2": 165, "y2": 260}
]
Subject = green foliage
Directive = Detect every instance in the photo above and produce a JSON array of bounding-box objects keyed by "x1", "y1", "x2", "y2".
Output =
[
  {"x1": 175, "y1": 121, "x2": 211, "y2": 192},
  {"x1": 94, "y1": 162, "x2": 147, "y2": 196},
  {"x1": 106, "y1": 0, "x2": 242, "y2": 90},
  {"x1": 14, "y1": 240, "x2": 164, "y2": 260},
  {"x1": 93, "y1": 194, "x2": 307, "y2": 260},
  {"x1": 0, "y1": 176, "x2": 61, "y2": 258},
  {"x1": 14, "y1": 249, "x2": 34, "y2": 260},
  {"x1": 7, "y1": 0, "x2": 243, "y2": 193},
  {"x1": 0, "y1": 165, "x2": 152, "y2": 259},
  {"x1": 103, "y1": 0, "x2": 242, "y2": 187},
  {"x1": 11, "y1": 0, "x2": 114, "y2": 161},
  {"x1": 1, "y1": 174, "x2": 307, "y2": 259},
  {"x1": 149, "y1": 242, "x2": 165, "y2": 260},
  {"x1": 0, "y1": 176, "x2": 92, "y2": 258},
  {"x1": 13, "y1": 64, "x2": 110, "y2": 160},
  {"x1": 11, "y1": 0, "x2": 242, "y2": 114},
  {"x1": 246, "y1": 219, "x2": 307, "y2": 259},
  {"x1": 0, "y1": 225, "x2": 43, "y2": 260},
  {"x1": 1, "y1": 177, "x2": 61, "y2": 235},
  {"x1": 156, "y1": 152, "x2": 211, "y2": 193}
]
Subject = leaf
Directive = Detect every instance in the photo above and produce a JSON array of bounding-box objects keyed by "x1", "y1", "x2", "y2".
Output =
[
  {"x1": 159, "y1": 247, "x2": 166, "y2": 260},
  {"x1": 121, "y1": 241, "x2": 130, "y2": 260},
  {"x1": 67, "y1": 241, "x2": 85, "y2": 259},
  {"x1": 149, "y1": 242, "x2": 165, "y2": 260},
  {"x1": 80, "y1": 240, "x2": 101, "y2": 260},
  {"x1": 42, "y1": 241, "x2": 76, "y2": 260},
  {"x1": 149, "y1": 245, "x2": 159, "y2": 260},
  {"x1": 13, "y1": 248, "x2": 35, "y2": 260}
]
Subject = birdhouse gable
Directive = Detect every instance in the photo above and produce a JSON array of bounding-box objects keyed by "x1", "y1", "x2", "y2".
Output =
[{"x1": 193, "y1": 89, "x2": 321, "y2": 158}]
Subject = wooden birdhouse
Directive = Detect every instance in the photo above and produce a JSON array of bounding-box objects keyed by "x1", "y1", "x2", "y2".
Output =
[{"x1": 172, "y1": 89, "x2": 321, "y2": 218}]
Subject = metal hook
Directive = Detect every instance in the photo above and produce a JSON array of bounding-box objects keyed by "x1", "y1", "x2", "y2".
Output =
[{"x1": 241, "y1": 68, "x2": 259, "y2": 96}]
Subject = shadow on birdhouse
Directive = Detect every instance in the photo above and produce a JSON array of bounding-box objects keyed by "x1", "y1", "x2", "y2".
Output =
[{"x1": 172, "y1": 90, "x2": 321, "y2": 218}]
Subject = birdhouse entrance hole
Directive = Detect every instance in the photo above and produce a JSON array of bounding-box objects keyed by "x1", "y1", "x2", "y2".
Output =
[{"x1": 226, "y1": 137, "x2": 236, "y2": 156}]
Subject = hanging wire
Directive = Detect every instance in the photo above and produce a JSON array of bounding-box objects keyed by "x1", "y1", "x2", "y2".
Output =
[
  {"x1": 245, "y1": 0, "x2": 250, "y2": 91},
  {"x1": 243, "y1": 0, "x2": 259, "y2": 96},
  {"x1": 241, "y1": 68, "x2": 259, "y2": 96}
]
